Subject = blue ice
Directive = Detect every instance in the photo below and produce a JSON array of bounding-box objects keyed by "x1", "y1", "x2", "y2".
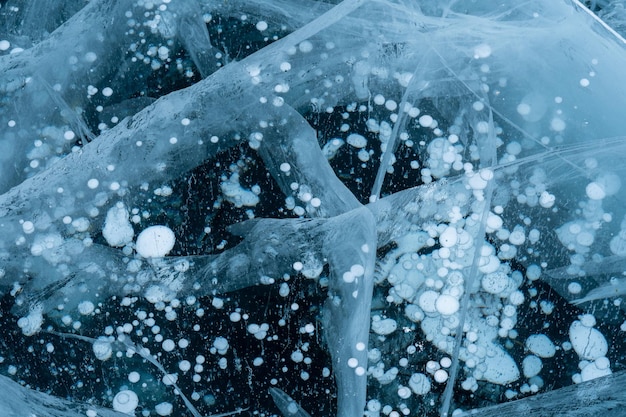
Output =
[{"x1": 2, "y1": 1, "x2": 626, "y2": 416}]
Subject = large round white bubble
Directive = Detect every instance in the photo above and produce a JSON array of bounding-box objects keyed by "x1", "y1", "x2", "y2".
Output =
[
  {"x1": 136, "y1": 225, "x2": 176, "y2": 258},
  {"x1": 112, "y1": 389, "x2": 139, "y2": 414}
]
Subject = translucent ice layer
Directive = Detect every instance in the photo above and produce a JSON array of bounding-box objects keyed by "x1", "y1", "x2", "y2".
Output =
[{"x1": 3, "y1": 1, "x2": 626, "y2": 417}]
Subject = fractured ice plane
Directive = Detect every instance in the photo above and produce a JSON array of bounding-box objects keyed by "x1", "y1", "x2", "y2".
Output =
[{"x1": 3, "y1": 0, "x2": 626, "y2": 416}]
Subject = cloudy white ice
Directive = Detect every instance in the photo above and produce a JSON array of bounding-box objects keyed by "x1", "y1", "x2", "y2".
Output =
[{"x1": 2, "y1": 0, "x2": 626, "y2": 416}]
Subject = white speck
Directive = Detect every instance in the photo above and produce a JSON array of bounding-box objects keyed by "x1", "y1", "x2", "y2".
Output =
[
  {"x1": 256, "y1": 21, "x2": 268, "y2": 31},
  {"x1": 0, "y1": 40, "x2": 10, "y2": 51},
  {"x1": 580, "y1": 78, "x2": 590, "y2": 87},
  {"x1": 102, "y1": 87, "x2": 113, "y2": 97}
]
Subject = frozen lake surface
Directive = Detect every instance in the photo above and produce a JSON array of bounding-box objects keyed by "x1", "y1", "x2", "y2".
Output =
[{"x1": 2, "y1": 0, "x2": 626, "y2": 416}]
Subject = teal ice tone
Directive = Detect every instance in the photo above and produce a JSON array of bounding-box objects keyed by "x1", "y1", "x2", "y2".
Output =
[{"x1": 2, "y1": 1, "x2": 626, "y2": 416}]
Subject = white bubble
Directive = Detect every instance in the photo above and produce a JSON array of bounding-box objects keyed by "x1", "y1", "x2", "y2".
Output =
[
  {"x1": 347, "y1": 133, "x2": 367, "y2": 148},
  {"x1": 298, "y1": 40, "x2": 313, "y2": 53},
  {"x1": 155, "y1": 402, "x2": 173, "y2": 416},
  {"x1": 586, "y1": 182, "x2": 606, "y2": 200},
  {"x1": 550, "y1": 117, "x2": 566, "y2": 132},
  {"x1": 517, "y1": 103, "x2": 531, "y2": 116},
  {"x1": 433, "y1": 369, "x2": 449, "y2": 383},
  {"x1": 385, "y1": 100, "x2": 398, "y2": 111},
  {"x1": 568, "y1": 282, "x2": 582, "y2": 295},
  {"x1": 408, "y1": 373, "x2": 431, "y2": 395},
  {"x1": 474, "y1": 43, "x2": 492, "y2": 59},
  {"x1": 419, "y1": 115, "x2": 434, "y2": 127},
  {"x1": 78, "y1": 301, "x2": 95, "y2": 315},
  {"x1": 435, "y1": 294, "x2": 459, "y2": 315},
  {"x1": 136, "y1": 225, "x2": 175, "y2": 258},
  {"x1": 87, "y1": 178, "x2": 99, "y2": 189},
  {"x1": 113, "y1": 390, "x2": 139, "y2": 414},
  {"x1": 526, "y1": 334, "x2": 556, "y2": 358},
  {"x1": 162, "y1": 339, "x2": 175, "y2": 352}
]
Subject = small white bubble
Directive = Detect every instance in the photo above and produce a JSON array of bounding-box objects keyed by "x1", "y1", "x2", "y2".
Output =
[{"x1": 87, "y1": 179, "x2": 99, "y2": 189}]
